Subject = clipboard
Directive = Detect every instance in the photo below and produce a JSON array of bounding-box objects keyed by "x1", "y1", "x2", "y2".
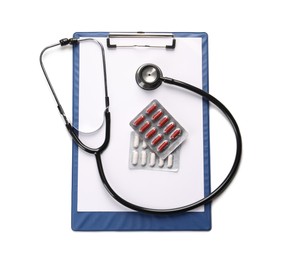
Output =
[{"x1": 71, "y1": 32, "x2": 211, "y2": 231}]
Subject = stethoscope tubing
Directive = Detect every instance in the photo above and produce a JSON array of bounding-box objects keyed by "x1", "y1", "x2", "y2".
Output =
[
  {"x1": 40, "y1": 38, "x2": 242, "y2": 215},
  {"x1": 95, "y1": 77, "x2": 242, "y2": 214}
]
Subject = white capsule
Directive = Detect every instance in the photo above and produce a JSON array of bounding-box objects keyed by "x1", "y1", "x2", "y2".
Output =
[
  {"x1": 158, "y1": 158, "x2": 164, "y2": 168},
  {"x1": 149, "y1": 152, "x2": 156, "y2": 167},
  {"x1": 132, "y1": 150, "x2": 139, "y2": 165},
  {"x1": 167, "y1": 154, "x2": 174, "y2": 168},
  {"x1": 142, "y1": 140, "x2": 147, "y2": 149},
  {"x1": 133, "y1": 134, "x2": 140, "y2": 148},
  {"x1": 141, "y1": 150, "x2": 147, "y2": 166}
]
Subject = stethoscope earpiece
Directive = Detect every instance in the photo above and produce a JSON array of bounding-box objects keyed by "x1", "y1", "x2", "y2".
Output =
[{"x1": 135, "y1": 63, "x2": 163, "y2": 90}]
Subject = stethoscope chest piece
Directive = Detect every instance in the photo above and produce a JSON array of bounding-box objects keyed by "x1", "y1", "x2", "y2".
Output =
[{"x1": 135, "y1": 63, "x2": 163, "y2": 90}]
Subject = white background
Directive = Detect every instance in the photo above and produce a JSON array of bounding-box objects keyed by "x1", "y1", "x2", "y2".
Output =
[{"x1": 0, "y1": 0, "x2": 283, "y2": 259}]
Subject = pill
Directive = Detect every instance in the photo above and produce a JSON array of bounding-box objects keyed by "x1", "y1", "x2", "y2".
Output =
[
  {"x1": 158, "y1": 116, "x2": 169, "y2": 127},
  {"x1": 142, "y1": 141, "x2": 147, "y2": 149},
  {"x1": 133, "y1": 134, "x2": 140, "y2": 148},
  {"x1": 133, "y1": 115, "x2": 145, "y2": 126},
  {"x1": 167, "y1": 154, "x2": 174, "y2": 168},
  {"x1": 149, "y1": 152, "x2": 156, "y2": 167},
  {"x1": 141, "y1": 150, "x2": 147, "y2": 166},
  {"x1": 145, "y1": 127, "x2": 157, "y2": 139},
  {"x1": 139, "y1": 121, "x2": 151, "y2": 133},
  {"x1": 151, "y1": 134, "x2": 163, "y2": 146},
  {"x1": 164, "y1": 122, "x2": 176, "y2": 134},
  {"x1": 152, "y1": 109, "x2": 163, "y2": 121},
  {"x1": 132, "y1": 150, "x2": 139, "y2": 165},
  {"x1": 170, "y1": 128, "x2": 182, "y2": 140},
  {"x1": 146, "y1": 102, "x2": 157, "y2": 115},
  {"x1": 157, "y1": 140, "x2": 169, "y2": 152},
  {"x1": 158, "y1": 158, "x2": 164, "y2": 168}
]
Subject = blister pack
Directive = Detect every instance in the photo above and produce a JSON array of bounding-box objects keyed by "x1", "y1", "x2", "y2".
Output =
[
  {"x1": 129, "y1": 132, "x2": 180, "y2": 172},
  {"x1": 129, "y1": 99, "x2": 188, "y2": 160}
]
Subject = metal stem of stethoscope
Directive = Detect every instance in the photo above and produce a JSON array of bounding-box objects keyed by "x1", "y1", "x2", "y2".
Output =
[{"x1": 40, "y1": 38, "x2": 111, "y2": 155}]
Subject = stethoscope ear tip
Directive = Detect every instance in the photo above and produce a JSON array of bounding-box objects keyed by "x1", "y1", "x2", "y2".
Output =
[{"x1": 135, "y1": 63, "x2": 163, "y2": 91}]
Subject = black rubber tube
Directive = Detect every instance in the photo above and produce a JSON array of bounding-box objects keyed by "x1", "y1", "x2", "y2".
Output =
[
  {"x1": 94, "y1": 77, "x2": 242, "y2": 214},
  {"x1": 41, "y1": 39, "x2": 242, "y2": 214}
]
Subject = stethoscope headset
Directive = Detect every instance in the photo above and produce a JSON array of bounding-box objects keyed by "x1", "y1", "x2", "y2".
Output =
[{"x1": 40, "y1": 37, "x2": 242, "y2": 214}]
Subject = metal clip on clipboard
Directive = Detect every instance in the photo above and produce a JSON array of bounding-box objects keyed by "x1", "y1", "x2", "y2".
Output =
[{"x1": 106, "y1": 32, "x2": 176, "y2": 49}]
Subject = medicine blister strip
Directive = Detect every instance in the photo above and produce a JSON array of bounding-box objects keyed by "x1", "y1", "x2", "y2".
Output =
[
  {"x1": 129, "y1": 132, "x2": 180, "y2": 172},
  {"x1": 130, "y1": 99, "x2": 188, "y2": 160}
]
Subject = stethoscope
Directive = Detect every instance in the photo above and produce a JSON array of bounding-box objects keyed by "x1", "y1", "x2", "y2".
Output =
[{"x1": 40, "y1": 38, "x2": 242, "y2": 214}]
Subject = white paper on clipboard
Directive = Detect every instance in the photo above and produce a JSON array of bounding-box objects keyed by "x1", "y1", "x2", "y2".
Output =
[{"x1": 76, "y1": 36, "x2": 205, "y2": 212}]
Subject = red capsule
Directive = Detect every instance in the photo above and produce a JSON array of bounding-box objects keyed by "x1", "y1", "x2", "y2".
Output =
[
  {"x1": 133, "y1": 115, "x2": 145, "y2": 126},
  {"x1": 145, "y1": 127, "x2": 157, "y2": 139},
  {"x1": 152, "y1": 109, "x2": 163, "y2": 121},
  {"x1": 158, "y1": 116, "x2": 169, "y2": 127},
  {"x1": 139, "y1": 121, "x2": 151, "y2": 133},
  {"x1": 170, "y1": 128, "x2": 182, "y2": 140},
  {"x1": 151, "y1": 134, "x2": 163, "y2": 146},
  {"x1": 164, "y1": 122, "x2": 176, "y2": 134},
  {"x1": 157, "y1": 140, "x2": 169, "y2": 152},
  {"x1": 146, "y1": 102, "x2": 157, "y2": 115}
]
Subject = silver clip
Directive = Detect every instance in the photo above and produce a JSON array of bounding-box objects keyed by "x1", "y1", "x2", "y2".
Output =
[{"x1": 107, "y1": 32, "x2": 176, "y2": 49}]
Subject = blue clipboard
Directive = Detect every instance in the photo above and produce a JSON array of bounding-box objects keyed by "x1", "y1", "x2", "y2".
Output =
[{"x1": 71, "y1": 32, "x2": 211, "y2": 231}]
